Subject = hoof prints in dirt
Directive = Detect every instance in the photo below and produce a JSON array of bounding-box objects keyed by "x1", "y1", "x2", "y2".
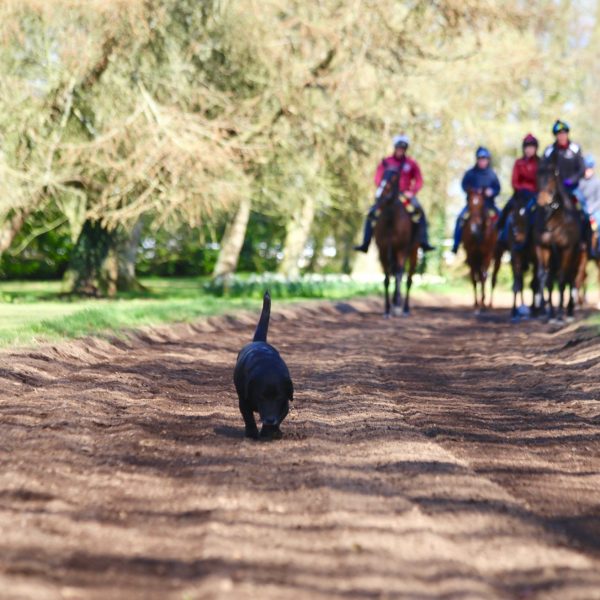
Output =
[{"x1": 1, "y1": 298, "x2": 599, "y2": 599}]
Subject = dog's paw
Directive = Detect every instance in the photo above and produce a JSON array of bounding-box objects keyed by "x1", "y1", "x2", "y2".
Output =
[
  {"x1": 245, "y1": 427, "x2": 260, "y2": 440},
  {"x1": 259, "y1": 425, "x2": 283, "y2": 441}
]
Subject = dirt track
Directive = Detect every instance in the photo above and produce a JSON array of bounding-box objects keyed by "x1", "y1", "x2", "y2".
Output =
[{"x1": 1, "y1": 296, "x2": 599, "y2": 600}]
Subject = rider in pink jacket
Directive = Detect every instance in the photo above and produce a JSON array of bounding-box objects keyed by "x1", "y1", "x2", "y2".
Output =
[{"x1": 355, "y1": 134, "x2": 434, "y2": 253}]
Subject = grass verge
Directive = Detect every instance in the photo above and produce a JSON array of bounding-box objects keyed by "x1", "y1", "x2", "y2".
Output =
[{"x1": 0, "y1": 273, "x2": 493, "y2": 348}]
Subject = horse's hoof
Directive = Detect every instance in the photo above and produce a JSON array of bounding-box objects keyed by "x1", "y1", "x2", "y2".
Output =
[
  {"x1": 510, "y1": 316, "x2": 520, "y2": 324},
  {"x1": 402, "y1": 310, "x2": 410, "y2": 317},
  {"x1": 517, "y1": 305, "x2": 531, "y2": 318},
  {"x1": 383, "y1": 312, "x2": 391, "y2": 319},
  {"x1": 392, "y1": 306, "x2": 403, "y2": 317},
  {"x1": 566, "y1": 316, "x2": 575, "y2": 324}
]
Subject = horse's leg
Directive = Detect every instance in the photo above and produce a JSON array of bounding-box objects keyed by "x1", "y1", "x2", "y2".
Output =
[
  {"x1": 470, "y1": 266, "x2": 479, "y2": 311},
  {"x1": 393, "y1": 266, "x2": 404, "y2": 316},
  {"x1": 384, "y1": 273, "x2": 391, "y2": 317},
  {"x1": 490, "y1": 242, "x2": 503, "y2": 309},
  {"x1": 404, "y1": 247, "x2": 418, "y2": 315},
  {"x1": 392, "y1": 251, "x2": 403, "y2": 314},
  {"x1": 511, "y1": 252, "x2": 521, "y2": 320},
  {"x1": 547, "y1": 263, "x2": 556, "y2": 320},
  {"x1": 480, "y1": 268, "x2": 487, "y2": 309},
  {"x1": 597, "y1": 258, "x2": 600, "y2": 309},
  {"x1": 558, "y1": 248, "x2": 574, "y2": 321},
  {"x1": 534, "y1": 246, "x2": 547, "y2": 316}
]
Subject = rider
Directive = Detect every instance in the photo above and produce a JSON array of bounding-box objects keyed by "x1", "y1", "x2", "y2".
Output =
[
  {"x1": 354, "y1": 134, "x2": 434, "y2": 253},
  {"x1": 579, "y1": 155, "x2": 600, "y2": 257},
  {"x1": 497, "y1": 133, "x2": 539, "y2": 236},
  {"x1": 542, "y1": 119, "x2": 588, "y2": 243},
  {"x1": 451, "y1": 146, "x2": 501, "y2": 253}
]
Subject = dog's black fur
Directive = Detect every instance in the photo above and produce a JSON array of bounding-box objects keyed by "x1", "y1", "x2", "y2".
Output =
[{"x1": 233, "y1": 291, "x2": 293, "y2": 440}]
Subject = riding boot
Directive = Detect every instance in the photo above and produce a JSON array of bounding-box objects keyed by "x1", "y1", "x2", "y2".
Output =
[
  {"x1": 354, "y1": 211, "x2": 375, "y2": 253},
  {"x1": 452, "y1": 217, "x2": 463, "y2": 254},
  {"x1": 584, "y1": 215, "x2": 593, "y2": 254},
  {"x1": 418, "y1": 214, "x2": 435, "y2": 252}
]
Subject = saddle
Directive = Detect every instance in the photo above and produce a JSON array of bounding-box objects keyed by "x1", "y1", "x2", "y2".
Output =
[{"x1": 374, "y1": 195, "x2": 421, "y2": 224}]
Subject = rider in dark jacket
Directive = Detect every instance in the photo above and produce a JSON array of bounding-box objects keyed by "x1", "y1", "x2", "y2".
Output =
[
  {"x1": 542, "y1": 120, "x2": 586, "y2": 203},
  {"x1": 451, "y1": 146, "x2": 501, "y2": 253},
  {"x1": 542, "y1": 120, "x2": 589, "y2": 246}
]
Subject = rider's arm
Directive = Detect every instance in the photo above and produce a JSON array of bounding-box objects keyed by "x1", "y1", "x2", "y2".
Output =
[
  {"x1": 574, "y1": 150, "x2": 586, "y2": 184},
  {"x1": 410, "y1": 160, "x2": 423, "y2": 194},
  {"x1": 374, "y1": 161, "x2": 385, "y2": 187},
  {"x1": 461, "y1": 171, "x2": 470, "y2": 193},
  {"x1": 490, "y1": 172, "x2": 501, "y2": 197},
  {"x1": 511, "y1": 161, "x2": 521, "y2": 191}
]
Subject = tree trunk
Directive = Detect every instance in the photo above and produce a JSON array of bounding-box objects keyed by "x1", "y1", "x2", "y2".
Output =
[
  {"x1": 279, "y1": 198, "x2": 315, "y2": 277},
  {"x1": 66, "y1": 219, "x2": 146, "y2": 296},
  {"x1": 117, "y1": 218, "x2": 146, "y2": 292},
  {"x1": 0, "y1": 209, "x2": 32, "y2": 254},
  {"x1": 66, "y1": 220, "x2": 119, "y2": 297},
  {"x1": 213, "y1": 196, "x2": 251, "y2": 278}
]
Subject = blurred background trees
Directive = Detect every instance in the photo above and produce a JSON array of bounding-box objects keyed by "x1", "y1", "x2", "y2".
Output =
[{"x1": 0, "y1": 0, "x2": 597, "y2": 294}]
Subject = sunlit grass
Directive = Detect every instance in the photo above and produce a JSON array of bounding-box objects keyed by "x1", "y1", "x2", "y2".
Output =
[{"x1": 3, "y1": 269, "x2": 597, "y2": 348}]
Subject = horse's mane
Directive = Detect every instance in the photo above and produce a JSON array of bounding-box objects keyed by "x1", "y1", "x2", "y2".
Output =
[{"x1": 376, "y1": 169, "x2": 400, "y2": 204}]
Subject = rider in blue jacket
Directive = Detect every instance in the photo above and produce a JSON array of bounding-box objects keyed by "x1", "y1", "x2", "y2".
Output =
[{"x1": 451, "y1": 146, "x2": 501, "y2": 253}]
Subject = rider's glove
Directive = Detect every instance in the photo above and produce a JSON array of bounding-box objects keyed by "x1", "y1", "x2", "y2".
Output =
[
  {"x1": 484, "y1": 187, "x2": 494, "y2": 197},
  {"x1": 563, "y1": 178, "x2": 573, "y2": 187}
]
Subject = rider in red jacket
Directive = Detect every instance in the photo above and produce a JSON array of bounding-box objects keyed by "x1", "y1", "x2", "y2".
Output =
[
  {"x1": 497, "y1": 133, "x2": 540, "y2": 233},
  {"x1": 512, "y1": 136, "x2": 540, "y2": 194},
  {"x1": 355, "y1": 134, "x2": 434, "y2": 253}
]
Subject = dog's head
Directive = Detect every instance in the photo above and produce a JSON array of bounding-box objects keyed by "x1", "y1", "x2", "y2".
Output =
[{"x1": 249, "y1": 376, "x2": 293, "y2": 427}]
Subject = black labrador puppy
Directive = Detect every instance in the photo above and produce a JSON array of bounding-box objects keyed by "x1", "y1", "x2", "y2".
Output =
[{"x1": 233, "y1": 291, "x2": 293, "y2": 440}]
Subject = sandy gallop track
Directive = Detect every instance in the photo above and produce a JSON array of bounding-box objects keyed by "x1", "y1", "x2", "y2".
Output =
[{"x1": 1, "y1": 297, "x2": 599, "y2": 600}]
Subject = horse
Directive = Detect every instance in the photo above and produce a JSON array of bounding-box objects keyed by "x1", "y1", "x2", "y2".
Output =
[
  {"x1": 533, "y1": 160, "x2": 582, "y2": 321},
  {"x1": 574, "y1": 218, "x2": 599, "y2": 308},
  {"x1": 461, "y1": 188, "x2": 498, "y2": 311},
  {"x1": 505, "y1": 191, "x2": 539, "y2": 320},
  {"x1": 373, "y1": 169, "x2": 420, "y2": 317}
]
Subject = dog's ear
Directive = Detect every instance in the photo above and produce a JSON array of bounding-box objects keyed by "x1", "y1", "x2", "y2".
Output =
[{"x1": 286, "y1": 378, "x2": 294, "y2": 401}]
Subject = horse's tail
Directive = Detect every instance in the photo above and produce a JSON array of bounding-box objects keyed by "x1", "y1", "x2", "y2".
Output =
[{"x1": 253, "y1": 290, "x2": 271, "y2": 342}]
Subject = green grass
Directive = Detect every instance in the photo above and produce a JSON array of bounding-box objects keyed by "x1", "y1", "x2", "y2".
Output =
[
  {"x1": 0, "y1": 271, "x2": 551, "y2": 348},
  {"x1": 0, "y1": 273, "x2": 398, "y2": 347}
]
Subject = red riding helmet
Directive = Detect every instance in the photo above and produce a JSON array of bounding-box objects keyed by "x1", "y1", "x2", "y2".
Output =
[{"x1": 522, "y1": 133, "x2": 539, "y2": 148}]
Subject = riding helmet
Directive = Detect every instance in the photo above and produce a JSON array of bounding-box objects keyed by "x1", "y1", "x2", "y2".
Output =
[
  {"x1": 585, "y1": 155, "x2": 596, "y2": 169},
  {"x1": 393, "y1": 134, "x2": 410, "y2": 149},
  {"x1": 475, "y1": 146, "x2": 491, "y2": 159},
  {"x1": 552, "y1": 119, "x2": 570, "y2": 135},
  {"x1": 522, "y1": 133, "x2": 539, "y2": 148}
]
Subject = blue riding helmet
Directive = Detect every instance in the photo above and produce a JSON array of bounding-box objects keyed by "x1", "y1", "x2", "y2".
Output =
[
  {"x1": 393, "y1": 134, "x2": 410, "y2": 148},
  {"x1": 585, "y1": 155, "x2": 596, "y2": 169},
  {"x1": 552, "y1": 119, "x2": 570, "y2": 135},
  {"x1": 475, "y1": 146, "x2": 491, "y2": 159}
]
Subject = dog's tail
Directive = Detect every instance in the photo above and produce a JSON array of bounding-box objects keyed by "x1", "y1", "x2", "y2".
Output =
[{"x1": 253, "y1": 290, "x2": 271, "y2": 342}]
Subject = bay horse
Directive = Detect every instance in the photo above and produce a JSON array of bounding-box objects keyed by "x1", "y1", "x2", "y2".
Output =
[
  {"x1": 574, "y1": 219, "x2": 598, "y2": 308},
  {"x1": 505, "y1": 191, "x2": 539, "y2": 320},
  {"x1": 534, "y1": 161, "x2": 582, "y2": 321},
  {"x1": 462, "y1": 188, "x2": 498, "y2": 311},
  {"x1": 374, "y1": 169, "x2": 420, "y2": 317}
]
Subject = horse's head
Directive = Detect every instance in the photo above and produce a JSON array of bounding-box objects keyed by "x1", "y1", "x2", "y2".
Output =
[
  {"x1": 375, "y1": 169, "x2": 400, "y2": 205},
  {"x1": 511, "y1": 190, "x2": 531, "y2": 246},
  {"x1": 537, "y1": 161, "x2": 558, "y2": 209},
  {"x1": 466, "y1": 188, "x2": 486, "y2": 239},
  {"x1": 537, "y1": 161, "x2": 573, "y2": 219}
]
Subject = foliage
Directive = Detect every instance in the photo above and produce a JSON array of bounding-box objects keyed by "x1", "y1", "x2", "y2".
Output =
[{"x1": 0, "y1": 0, "x2": 598, "y2": 284}]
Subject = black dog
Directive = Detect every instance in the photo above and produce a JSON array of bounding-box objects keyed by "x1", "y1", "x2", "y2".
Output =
[{"x1": 233, "y1": 291, "x2": 293, "y2": 440}]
